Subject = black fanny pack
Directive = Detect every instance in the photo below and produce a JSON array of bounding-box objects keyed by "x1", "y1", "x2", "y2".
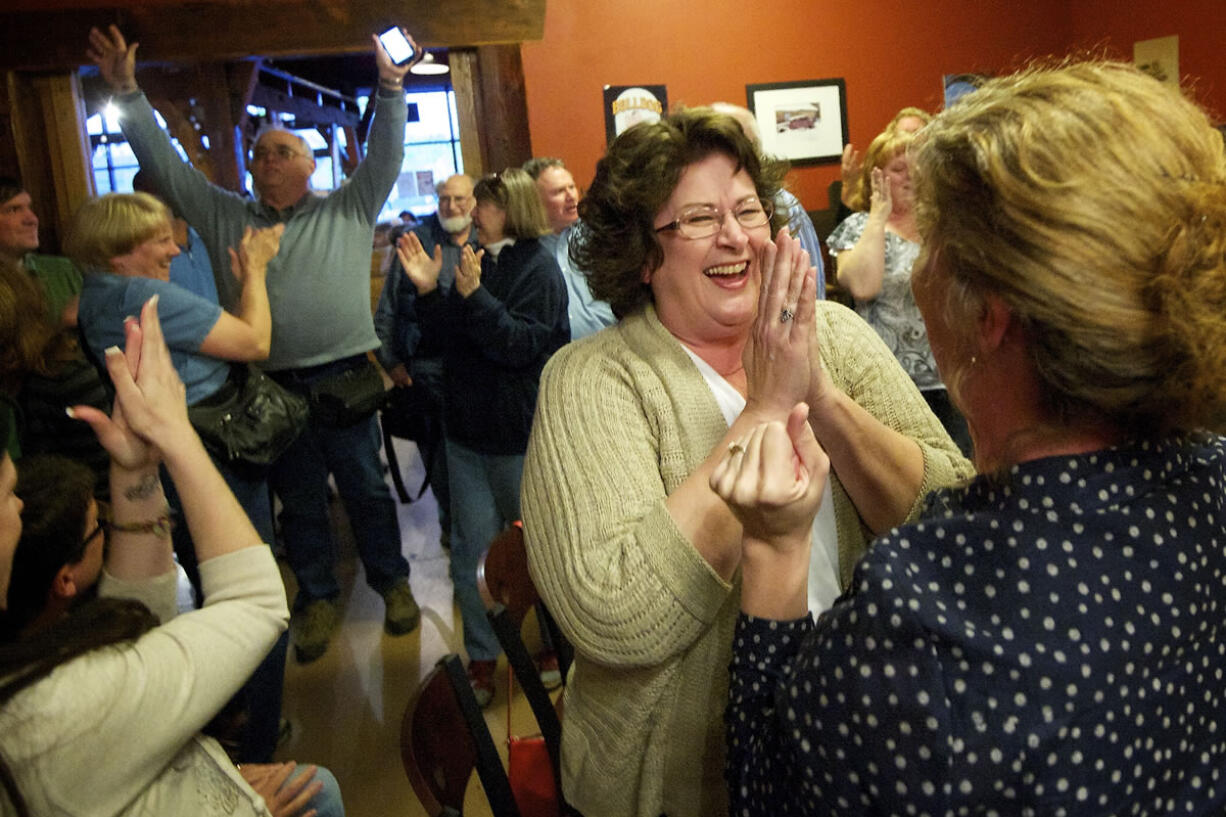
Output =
[{"x1": 308, "y1": 358, "x2": 388, "y2": 428}]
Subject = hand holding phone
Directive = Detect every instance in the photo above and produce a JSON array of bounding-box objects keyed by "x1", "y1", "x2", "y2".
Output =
[{"x1": 378, "y1": 27, "x2": 416, "y2": 66}]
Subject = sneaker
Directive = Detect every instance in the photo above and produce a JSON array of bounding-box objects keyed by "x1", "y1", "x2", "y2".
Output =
[
  {"x1": 382, "y1": 580, "x2": 421, "y2": 635},
  {"x1": 467, "y1": 659, "x2": 497, "y2": 708},
  {"x1": 537, "y1": 650, "x2": 562, "y2": 690},
  {"x1": 293, "y1": 599, "x2": 338, "y2": 664}
]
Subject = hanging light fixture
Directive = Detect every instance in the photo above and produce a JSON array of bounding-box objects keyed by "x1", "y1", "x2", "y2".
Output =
[{"x1": 410, "y1": 52, "x2": 450, "y2": 76}]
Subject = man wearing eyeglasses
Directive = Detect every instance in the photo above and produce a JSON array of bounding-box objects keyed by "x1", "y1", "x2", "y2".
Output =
[
  {"x1": 88, "y1": 25, "x2": 423, "y2": 664},
  {"x1": 374, "y1": 173, "x2": 478, "y2": 553}
]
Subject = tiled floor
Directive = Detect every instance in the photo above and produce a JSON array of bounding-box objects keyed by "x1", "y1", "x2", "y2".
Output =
[{"x1": 275, "y1": 437, "x2": 547, "y2": 817}]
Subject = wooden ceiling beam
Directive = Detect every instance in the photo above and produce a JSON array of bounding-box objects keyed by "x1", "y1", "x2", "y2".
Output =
[{"x1": 0, "y1": 0, "x2": 545, "y2": 72}]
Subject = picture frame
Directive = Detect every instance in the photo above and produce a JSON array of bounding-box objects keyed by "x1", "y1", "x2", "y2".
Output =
[{"x1": 746, "y1": 78, "x2": 848, "y2": 165}]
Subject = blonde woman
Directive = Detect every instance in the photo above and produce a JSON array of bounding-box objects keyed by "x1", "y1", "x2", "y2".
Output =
[
  {"x1": 829, "y1": 127, "x2": 969, "y2": 453},
  {"x1": 723, "y1": 61, "x2": 1226, "y2": 816},
  {"x1": 67, "y1": 193, "x2": 287, "y2": 762}
]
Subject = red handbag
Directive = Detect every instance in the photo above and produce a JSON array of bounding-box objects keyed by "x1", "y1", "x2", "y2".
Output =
[{"x1": 506, "y1": 665, "x2": 560, "y2": 817}]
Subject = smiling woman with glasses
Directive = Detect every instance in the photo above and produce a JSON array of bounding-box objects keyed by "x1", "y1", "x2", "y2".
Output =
[{"x1": 519, "y1": 106, "x2": 971, "y2": 817}]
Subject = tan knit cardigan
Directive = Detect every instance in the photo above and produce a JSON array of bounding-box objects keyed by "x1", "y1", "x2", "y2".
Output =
[{"x1": 522, "y1": 302, "x2": 972, "y2": 817}]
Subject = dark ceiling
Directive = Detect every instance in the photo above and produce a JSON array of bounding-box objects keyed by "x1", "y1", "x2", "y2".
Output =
[{"x1": 269, "y1": 50, "x2": 455, "y2": 97}]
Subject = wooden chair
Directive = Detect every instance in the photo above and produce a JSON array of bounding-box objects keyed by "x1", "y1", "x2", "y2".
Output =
[
  {"x1": 477, "y1": 524, "x2": 573, "y2": 811},
  {"x1": 400, "y1": 653, "x2": 522, "y2": 817},
  {"x1": 477, "y1": 524, "x2": 573, "y2": 678}
]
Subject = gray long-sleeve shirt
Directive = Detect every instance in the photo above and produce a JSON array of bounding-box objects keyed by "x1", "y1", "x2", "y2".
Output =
[{"x1": 115, "y1": 88, "x2": 406, "y2": 370}]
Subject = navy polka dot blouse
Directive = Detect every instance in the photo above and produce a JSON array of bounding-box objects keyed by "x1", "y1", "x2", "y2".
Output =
[{"x1": 727, "y1": 434, "x2": 1226, "y2": 816}]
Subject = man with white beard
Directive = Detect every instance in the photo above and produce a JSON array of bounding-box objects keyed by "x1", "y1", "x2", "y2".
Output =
[{"x1": 375, "y1": 174, "x2": 478, "y2": 549}]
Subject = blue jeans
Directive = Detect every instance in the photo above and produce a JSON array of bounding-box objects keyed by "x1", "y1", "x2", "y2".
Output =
[
  {"x1": 295, "y1": 764, "x2": 345, "y2": 817},
  {"x1": 446, "y1": 439, "x2": 524, "y2": 662},
  {"x1": 269, "y1": 358, "x2": 409, "y2": 607}
]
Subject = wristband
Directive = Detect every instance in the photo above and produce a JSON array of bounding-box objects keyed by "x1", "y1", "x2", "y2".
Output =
[{"x1": 107, "y1": 505, "x2": 175, "y2": 538}]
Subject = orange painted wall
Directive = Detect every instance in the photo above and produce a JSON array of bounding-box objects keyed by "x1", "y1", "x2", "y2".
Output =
[
  {"x1": 1067, "y1": 0, "x2": 1226, "y2": 118},
  {"x1": 521, "y1": 0, "x2": 1069, "y2": 211},
  {"x1": 521, "y1": 1, "x2": 1224, "y2": 213}
]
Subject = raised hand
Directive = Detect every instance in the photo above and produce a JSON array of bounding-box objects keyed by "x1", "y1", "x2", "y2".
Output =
[
  {"x1": 371, "y1": 26, "x2": 422, "y2": 88},
  {"x1": 456, "y1": 244, "x2": 485, "y2": 298},
  {"x1": 710, "y1": 404, "x2": 829, "y2": 547},
  {"x1": 742, "y1": 228, "x2": 816, "y2": 419},
  {"x1": 228, "y1": 224, "x2": 285, "y2": 284},
  {"x1": 867, "y1": 166, "x2": 893, "y2": 223},
  {"x1": 840, "y1": 143, "x2": 862, "y2": 207},
  {"x1": 396, "y1": 231, "x2": 444, "y2": 295},
  {"x1": 86, "y1": 25, "x2": 139, "y2": 94}
]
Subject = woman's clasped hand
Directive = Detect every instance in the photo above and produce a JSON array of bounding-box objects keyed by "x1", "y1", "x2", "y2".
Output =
[
  {"x1": 710, "y1": 405, "x2": 828, "y2": 546},
  {"x1": 741, "y1": 229, "x2": 816, "y2": 420}
]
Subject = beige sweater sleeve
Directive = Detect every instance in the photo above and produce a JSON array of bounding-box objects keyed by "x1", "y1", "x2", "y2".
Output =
[
  {"x1": 522, "y1": 323, "x2": 734, "y2": 669},
  {"x1": 815, "y1": 301, "x2": 974, "y2": 582}
]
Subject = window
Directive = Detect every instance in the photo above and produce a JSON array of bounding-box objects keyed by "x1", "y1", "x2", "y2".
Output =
[
  {"x1": 87, "y1": 103, "x2": 189, "y2": 194},
  {"x1": 372, "y1": 89, "x2": 464, "y2": 223},
  {"x1": 89, "y1": 88, "x2": 465, "y2": 224}
]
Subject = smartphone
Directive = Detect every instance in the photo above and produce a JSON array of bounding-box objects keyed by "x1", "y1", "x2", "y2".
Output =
[{"x1": 378, "y1": 27, "x2": 415, "y2": 66}]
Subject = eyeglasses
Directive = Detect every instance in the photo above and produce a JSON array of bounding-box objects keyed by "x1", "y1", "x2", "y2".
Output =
[
  {"x1": 78, "y1": 500, "x2": 108, "y2": 559},
  {"x1": 81, "y1": 522, "x2": 105, "y2": 549},
  {"x1": 251, "y1": 144, "x2": 304, "y2": 162},
  {"x1": 655, "y1": 196, "x2": 773, "y2": 240}
]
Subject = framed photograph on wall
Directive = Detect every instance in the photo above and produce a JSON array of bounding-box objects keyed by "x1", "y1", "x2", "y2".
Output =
[
  {"x1": 603, "y1": 85, "x2": 667, "y2": 146},
  {"x1": 746, "y1": 78, "x2": 847, "y2": 165}
]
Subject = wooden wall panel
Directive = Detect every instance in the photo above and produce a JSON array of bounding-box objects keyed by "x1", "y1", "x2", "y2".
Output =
[
  {"x1": 5, "y1": 72, "x2": 93, "y2": 254},
  {"x1": 0, "y1": 0, "x2": 545, "y2": 72},
  {"x1": 473, "y1": 45, "x2": 533, "y2": 174},
  {"x1": 450, "y1": 51, "x2": 484, "y2": 179}
]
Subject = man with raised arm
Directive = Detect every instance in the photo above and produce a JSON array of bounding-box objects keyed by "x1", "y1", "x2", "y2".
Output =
[{"x1": 88, "y1": 25, "x2": 422, "y2": 663}]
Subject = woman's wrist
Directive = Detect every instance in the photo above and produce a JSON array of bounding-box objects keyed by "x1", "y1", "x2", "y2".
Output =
[
  {"x1": 741, "y1": 538, "x2": 811, "y2": 619},
  {"x1": 378, "y1": 76, "x2": 404, "y2": 92},
  {"x1": 110, "y1": 463, "x2": 164, "y2": 504},
  {"x1": 157, "y1": 429, "x2": 214, "y2": 486}
]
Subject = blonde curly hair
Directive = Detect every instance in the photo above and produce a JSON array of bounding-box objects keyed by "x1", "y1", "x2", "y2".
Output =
[{"x1": 912, "y1": 60, "x2": 1226, "y2": 434}]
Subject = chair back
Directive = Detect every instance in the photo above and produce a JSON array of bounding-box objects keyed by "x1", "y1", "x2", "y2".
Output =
[
  {"x1": 400, "y1": 653, "x2": 522, "y2": 817},
  {"x1": 477, "y1": 523, "x2": 538, "y2": 627},
  {"x1": 478, "y1": 524, "x2": 574, "y2": 678}
]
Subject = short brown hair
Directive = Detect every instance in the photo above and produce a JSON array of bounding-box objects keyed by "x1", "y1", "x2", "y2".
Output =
[
  {"x1": 572, "y1": 107, "x2": 788, "y2": 318},
  {"x1": 912, "y1": 60, "x2": 1226, "y2": 434}
]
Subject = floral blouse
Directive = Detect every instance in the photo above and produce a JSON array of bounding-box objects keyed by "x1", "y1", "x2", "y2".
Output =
[
  {"x1": 727, "y1": 434, "x2": 1226, "y2": 817},
  {"x1": 827, "y1": 211, "x2": 941, "y2": 391}
]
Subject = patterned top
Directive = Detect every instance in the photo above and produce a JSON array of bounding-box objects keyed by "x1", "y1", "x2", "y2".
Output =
[
  {"x1": 827, "y1": 211, "x2": 941, "y2": 390},
  {"x1": 727, "y1": 433, "x2": 1226, "y2": 817}
]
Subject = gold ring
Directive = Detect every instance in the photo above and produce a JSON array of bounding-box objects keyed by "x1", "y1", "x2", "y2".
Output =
[{"x1": 728, "y1": 442, "x2": 745, "y2": 456}]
